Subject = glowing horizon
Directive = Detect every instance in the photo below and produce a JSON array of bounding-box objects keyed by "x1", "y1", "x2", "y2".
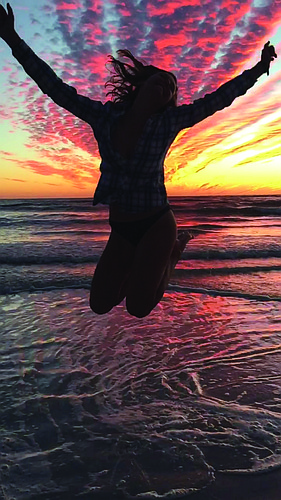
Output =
[{"x1": 0, "y1": 0, "x2": 280, "y2": 199}]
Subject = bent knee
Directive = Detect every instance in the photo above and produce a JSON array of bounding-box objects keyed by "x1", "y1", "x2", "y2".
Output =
[
  {"x1": 126, "y1": 297, "x2": 153, "y2": 318},
  {"x1": 89, "y1": 296, "x2": 113, "y2": 315}
]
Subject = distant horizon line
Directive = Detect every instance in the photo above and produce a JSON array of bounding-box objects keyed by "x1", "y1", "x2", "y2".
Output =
[{"x1": 1, "y1": 194, "x2": 281, "y2": 200}]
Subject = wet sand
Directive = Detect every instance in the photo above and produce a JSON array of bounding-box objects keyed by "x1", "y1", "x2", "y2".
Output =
[
  {"x1": 1, "y1": 289, "x2": 281, "y2": 499},
  {"x1": 193, "y1": 469, "x2": 281, "y2": 500}
]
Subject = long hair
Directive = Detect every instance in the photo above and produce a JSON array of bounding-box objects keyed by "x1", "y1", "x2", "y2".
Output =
[{"x1": 105, "y1": 49, "x2": 177, "y2": 106}]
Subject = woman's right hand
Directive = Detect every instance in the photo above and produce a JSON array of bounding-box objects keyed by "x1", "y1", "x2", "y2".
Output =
[{"x1": 0, "y1": 3, "x2": 15, "y2": 42}]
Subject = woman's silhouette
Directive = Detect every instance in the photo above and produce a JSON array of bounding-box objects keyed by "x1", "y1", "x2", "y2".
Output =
[{"x1": 0, "y1": 3, "x2": 277, "y2": 317}]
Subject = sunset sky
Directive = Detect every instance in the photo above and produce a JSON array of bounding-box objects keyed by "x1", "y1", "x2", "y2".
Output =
[{"x1": 0, "y1": 0, "x2": 280, "y2": 199}]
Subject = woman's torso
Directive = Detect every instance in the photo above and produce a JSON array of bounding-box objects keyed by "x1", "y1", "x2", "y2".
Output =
[
  {"x1": 92, "y1": 102, "x2": 177, "y2": 217},
  {"x1": 109, "y1": 110, "x2": 169, "y2": 221}
]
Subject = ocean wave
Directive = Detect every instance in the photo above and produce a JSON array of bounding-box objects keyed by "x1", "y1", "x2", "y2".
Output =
[
  {"x1": 168, "y1": 284, "x2": 281, "y2": 302},
  {"x1": 0, "y1": 254, "x2": 100, "y2": 265},
  {"x1": 33, "y1": 229, "x2": 108, "y2": 236},
  {"x1": 0, "y1": 217, "x2": 108, "y2": 228},
  {"x1": 182, "y1": 248, "x2": 281, "y2": 260},
  {"x1": 176, "y1": 207, "x2": 281, "y2": 217},
  {"x1": 0, "y1": 247, "x2": 281, "y2": 266},
  {"x1": 1, "y1": 196, "x2": 280, "y2": 218},
  {"x1": 0, "y1": 198, "x2": 94, "y2": 211},
  {"x1": 1, "y1": 276, "x2": 280, "y2": 301},
  {"x1": 175, "y1": 264, "x2": 281, "y2": 275},
  {"x1": 171, "y1": 195, "x2": 281, "y2": 218},
  {"x1": 0, "y1": 280, "x2": 91, "y2": 296}
]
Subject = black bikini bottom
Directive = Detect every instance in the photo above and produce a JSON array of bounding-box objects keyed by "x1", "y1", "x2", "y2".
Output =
[{"x1": 109, "y1": 204, "x2": 171, "y2": 246}]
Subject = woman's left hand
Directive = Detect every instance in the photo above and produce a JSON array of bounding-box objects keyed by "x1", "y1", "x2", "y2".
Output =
[{"x1": 261, "y1": 41, "x2": 277, "y2": 75}]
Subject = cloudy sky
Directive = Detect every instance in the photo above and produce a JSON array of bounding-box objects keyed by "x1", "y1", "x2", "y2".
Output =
[{"x1": 0, "y1": 0, "x2": 280, "y2": 198}]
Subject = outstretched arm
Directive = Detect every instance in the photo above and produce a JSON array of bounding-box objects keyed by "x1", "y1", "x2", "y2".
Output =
[
  {"x1": 0, "y1": 3, "x2": 103, "y2": 125},
  {"x1": 251, "y1": 41, "x2": 277, "y2": 78},
  {"x1": 173, "y1": 42, "x2": 277, "y2": 133}
]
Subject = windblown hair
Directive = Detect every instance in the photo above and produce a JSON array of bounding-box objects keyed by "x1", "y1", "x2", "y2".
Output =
[{"x1": 105, "y1": 49, "x2": 177, "y2": 105}]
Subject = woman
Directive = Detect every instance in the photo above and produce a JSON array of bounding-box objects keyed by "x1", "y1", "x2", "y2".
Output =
[{"x1": 0, "y1": 3, "x2": 277, "y2": 317}]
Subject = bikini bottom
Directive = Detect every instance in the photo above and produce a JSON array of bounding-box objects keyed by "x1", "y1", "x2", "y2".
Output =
[{"x1": 109, "y1": 204, "x2": 171, "y2": 246}]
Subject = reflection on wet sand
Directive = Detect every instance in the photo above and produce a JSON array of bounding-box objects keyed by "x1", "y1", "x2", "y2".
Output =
[{"x1": 1, "y1": 289, "x2": 281, "y2": 498}]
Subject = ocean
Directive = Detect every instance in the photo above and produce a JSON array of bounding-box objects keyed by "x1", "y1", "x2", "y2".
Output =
[{"x1": 0, "y1": 195, "x2": 281, "y2": 499}]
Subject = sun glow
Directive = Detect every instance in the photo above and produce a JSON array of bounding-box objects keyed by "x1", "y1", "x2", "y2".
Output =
[{"x1": 0, "y1": 1, "x2": 280, "y2": 198}]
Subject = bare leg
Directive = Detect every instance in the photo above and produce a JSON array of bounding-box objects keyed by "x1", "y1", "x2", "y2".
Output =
[
  {"x1": 89, "y1": 230, "x2": 135, "y2": 314},
  {"x1": 125, "y1": 209, "x2": 182, "y2": 318},
  {"x1": 90, "y1": 211, "x2": 192, "y2": 318},
  {"x1": 151, "y1": 231, "x2": 193, "y2": 309}
]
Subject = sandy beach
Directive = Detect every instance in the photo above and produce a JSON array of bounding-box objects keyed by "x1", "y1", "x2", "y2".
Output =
[{"x1": 1, "y1": 288, "x2": 281, "y2": 499}]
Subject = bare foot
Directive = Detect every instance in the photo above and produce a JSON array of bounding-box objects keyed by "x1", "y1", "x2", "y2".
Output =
[
  {"x1": 170, "y1": 231, "x2": 193, "y2": 268},
  {"x1": 151, "y1": 231, "x2": 194, "y2": 309},
  {"x1": 177, "y1": 230, "x2": 193, "y2": 252}
]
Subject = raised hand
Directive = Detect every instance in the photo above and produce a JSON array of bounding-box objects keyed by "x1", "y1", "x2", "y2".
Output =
[
  {"x1": 0, "y1": 3, "x2": 22, "y2": 48},
  {"x1": 261, "y1": 41, "x2": 277, "y2": 75},
  {"x1": 0, "y1": 3, "x2": 15, "y2": 41}
]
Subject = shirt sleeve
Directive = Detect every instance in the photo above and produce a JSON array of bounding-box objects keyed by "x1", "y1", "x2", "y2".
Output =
[
  {"x1": 172, "y1": 69, "x2": 258, "y2": 133},
  {"x1": 12, "y1": 40, "x2": 104, "y2": 125}
]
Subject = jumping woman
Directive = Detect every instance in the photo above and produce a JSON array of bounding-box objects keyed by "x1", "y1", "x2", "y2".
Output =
[{"x1": 0, "y1": 3, "x2": 277, "y2": 317}]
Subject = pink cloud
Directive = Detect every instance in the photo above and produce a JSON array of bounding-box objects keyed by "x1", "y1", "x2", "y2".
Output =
[
  {"x1": 56, "y1": 2, "x2": 82, "y2": 10},
  {"x1": 155, "y1": 33, "x2": 192, "y2": 51},
  {"x1": 119, "y1": 7, "x2": 131, "y2": 17},
  {"x1": 147, "y1": 0, "x2": 200, "y2": 17}
]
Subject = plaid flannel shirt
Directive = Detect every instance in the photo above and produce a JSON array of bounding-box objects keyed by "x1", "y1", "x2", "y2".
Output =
[{"x1": 12, "y1": 40, "x2": 258, "y2": 213}]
